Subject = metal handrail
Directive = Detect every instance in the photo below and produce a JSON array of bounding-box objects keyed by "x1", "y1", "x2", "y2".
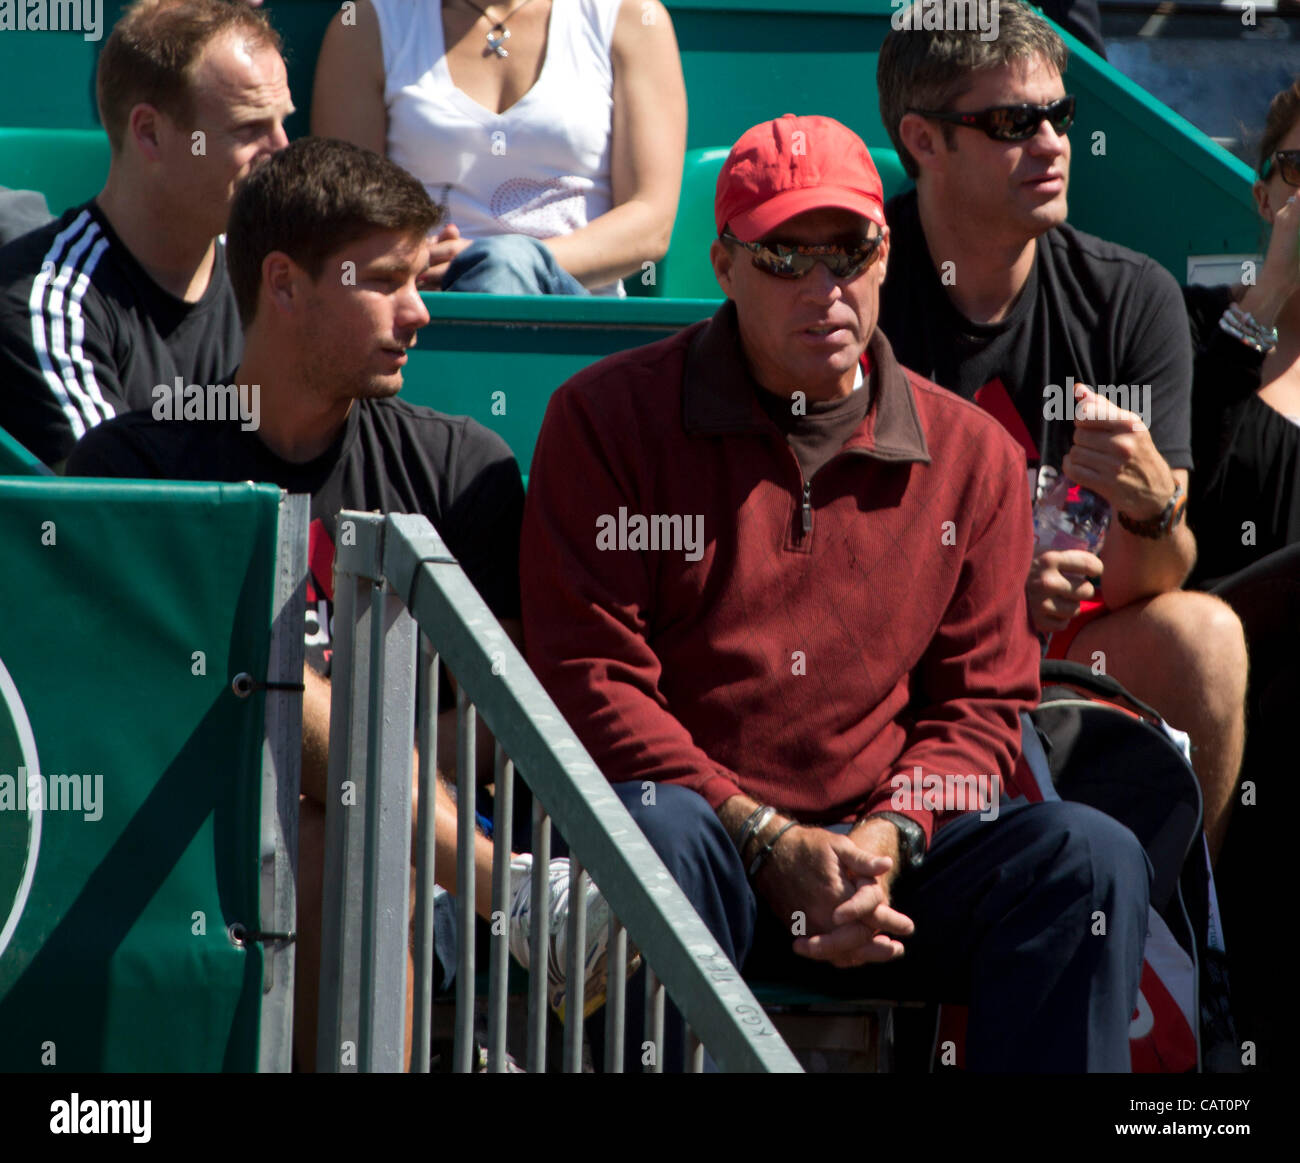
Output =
[{"x1": 315, "y1": 510, "x2": 801, "y2": 1073}]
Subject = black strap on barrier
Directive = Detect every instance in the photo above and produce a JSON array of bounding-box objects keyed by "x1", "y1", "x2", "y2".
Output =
[
  {"x1": 229, "y1": 923, "x2": 297, "y2": 947},
  {"x1": 230, "y1": 672, "x2": 307, "y2": 698},
  {"x1": 403, "y1": 551, "x2": 460, "y2": 611}
]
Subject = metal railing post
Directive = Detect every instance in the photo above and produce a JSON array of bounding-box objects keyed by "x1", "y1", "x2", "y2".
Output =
[
  {"x1": 256, "y1": 493, "x2": 307, "y2": 1073},
  {"x1": 317, "y1": 513, "x2": 383, "y2": 1073},
  {"x1": 411, "y1": 636, "x2": 441, "y2": 1073},
  {"x1": 357, "y1": 569, "x2": 418, "y2": 1072}
]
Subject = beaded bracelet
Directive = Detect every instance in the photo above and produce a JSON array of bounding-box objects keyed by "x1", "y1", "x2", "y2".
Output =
[
  {"x1": 1220, "y1": 301, "x2": 1278, "y2": 354},
  {"x1": 1219, "y1": 315, "x2": 1267, "y2": 353},
  {"x1": 1224, "y1": 302, "x2": 1277, "y2": 348},
  {"x1": 1227, "y1": 300, "x2": 1276, "y2": 337}
]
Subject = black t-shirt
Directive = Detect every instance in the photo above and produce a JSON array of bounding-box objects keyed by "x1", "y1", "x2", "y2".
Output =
[
  {"x1": 0, "y1": 200, "x2": 243, "y2": 466},
  {"x1": 879, "y1": 188, "x2": 1193, "y2": 501},
  {"x1": 66, "y1": 395, "x2": 524, "y2": 677},
  {"x1": 1183, "y1": 283, "x2": 1300, "y2": 586}
]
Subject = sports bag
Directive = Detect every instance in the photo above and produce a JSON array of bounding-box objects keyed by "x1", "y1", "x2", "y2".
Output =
[{"x1": 1025, "y1": 660, "x2": 1236, "y2": 1073}]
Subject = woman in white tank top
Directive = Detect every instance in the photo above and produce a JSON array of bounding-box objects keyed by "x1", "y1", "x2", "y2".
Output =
[{"x1": 312, "y1": 0, "x2": 686, "y2": 297}]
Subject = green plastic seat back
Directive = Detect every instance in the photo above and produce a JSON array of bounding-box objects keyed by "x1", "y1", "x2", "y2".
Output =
[
  {"x1": 0, "y1": 128, "x2": 110, "y2": 217},
  {"x1": 401, "y1": 294, "x2": 716, "y2": 476},
  {"x1": 657, "y1": 147, "x2": 730, "y2": 300}
]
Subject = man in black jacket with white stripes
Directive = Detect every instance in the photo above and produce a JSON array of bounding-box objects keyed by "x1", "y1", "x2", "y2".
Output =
[{"x1": 0, "y1": 0, "x2": 291, "y2": 469}]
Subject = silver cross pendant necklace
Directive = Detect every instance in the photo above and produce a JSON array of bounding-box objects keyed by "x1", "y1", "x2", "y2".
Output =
[{"x1": 461, "y1": 0, "x2": 541, "y2": 58}]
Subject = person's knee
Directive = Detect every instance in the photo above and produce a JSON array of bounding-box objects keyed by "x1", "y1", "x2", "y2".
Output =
[
  {"x1": 611, "y1": 781, "x2": 753, "y2": 945},
  {"x1": 611, "y1": 780, "x2": 730, "y2": 869},
  {"x1": 1149, "y1": 591, "x2": 1249, "y2": 709},
  {"x1": 467, "y1": 233, "x2": 541, "y2": 267},
  {"x1": 448, "y1": 234, "x2": 550, "y2": 287},
  {"x1": 1025, "y1": 800, "x2": 1151, "y2": 916}
]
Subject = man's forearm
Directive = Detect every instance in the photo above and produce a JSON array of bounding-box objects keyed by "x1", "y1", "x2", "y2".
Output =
[
  {"x1": 302, "y1": 663, "x2": 332, "y2": 804},
  {"x1": 1098, "y1": 520, "x2": 1196, "y2": 609}
]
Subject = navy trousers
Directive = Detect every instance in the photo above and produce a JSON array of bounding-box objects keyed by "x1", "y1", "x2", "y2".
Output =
[{"x1": 601, "y1": 778, "x2": 1151, "y2": 1073}]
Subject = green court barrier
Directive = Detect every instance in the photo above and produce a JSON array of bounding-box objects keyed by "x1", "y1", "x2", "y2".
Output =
[
  {"x1": 0, "y1": 2, "x2": 1258, "y2": 286},
  {"x1": 0, "y1": 425, "x2": 53, "y2": 476},
  {"x1": 0, "y1": 479, "x2": 298, "y2": 1071}
]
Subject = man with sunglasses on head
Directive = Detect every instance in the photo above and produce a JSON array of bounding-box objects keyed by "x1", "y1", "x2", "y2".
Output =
[
  {"x1": 877, "y1": 0, "x2": 1248, "y2": 865},
  {"x1": 520, "y1": 113, "x2": 1150, "y2": 1072}
]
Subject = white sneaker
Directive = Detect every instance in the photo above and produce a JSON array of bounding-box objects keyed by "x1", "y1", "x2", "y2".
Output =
[{"x1": 507, "y1": 854, "x2": 641, "y2": 1022}]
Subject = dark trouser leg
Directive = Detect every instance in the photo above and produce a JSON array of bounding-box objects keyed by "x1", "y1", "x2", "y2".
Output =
[
  {"x1": 587, "y1": 782, "x2": 756, "y2": 1072},
  {"x1": 744, "y1": 799, "x2": 1151, "y2": 1072}
]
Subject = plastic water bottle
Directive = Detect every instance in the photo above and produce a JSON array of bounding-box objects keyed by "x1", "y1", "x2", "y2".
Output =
[
  {"x1": 1033, "y1": 476, "x2": 1109, "y2": 656},
  {"x1": 1033, "y1": 476, "x2": 1110, "y2": 558}
]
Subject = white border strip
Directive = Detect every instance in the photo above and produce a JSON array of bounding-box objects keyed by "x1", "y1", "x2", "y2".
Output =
[{"x1": 0, "y1": 656, "x2": 43, "y2": 962}]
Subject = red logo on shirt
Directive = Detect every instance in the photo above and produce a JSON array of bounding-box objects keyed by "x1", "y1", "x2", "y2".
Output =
[
  {"x1": 974, "y1": 377, "x2": 1039, "y2": 463},
  {"x1": 307, "y1": 519, "x2": 336, "y2": 604}
]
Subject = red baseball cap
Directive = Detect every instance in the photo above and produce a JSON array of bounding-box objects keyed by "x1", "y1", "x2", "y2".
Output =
[{"x1": 715, "y1": 114, "x2": 886, "y2": 242}]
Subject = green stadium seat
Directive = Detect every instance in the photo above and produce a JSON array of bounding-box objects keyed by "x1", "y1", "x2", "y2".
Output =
[
  {"x1": 0, "y1": 128, "x2": 109, "y2": 218},
  {"x1": 404, "y1": 293, "x2": 715, "y2": 476},
  {"x1": 0, "y1": 0, "x2": 1260, "y2": 286},
  {"x1": 656, "y1": 147, "x2": 729, "y2": 300}
]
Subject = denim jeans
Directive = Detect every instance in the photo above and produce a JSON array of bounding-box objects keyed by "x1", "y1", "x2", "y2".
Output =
[{"x1": 442, "y1": 234, "x2": 589, "y2": 296}]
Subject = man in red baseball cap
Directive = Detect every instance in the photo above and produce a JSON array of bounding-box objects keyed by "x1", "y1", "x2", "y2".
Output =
[
  {"x1": 710, "y1": 114, "x2": 891, "y2": 411},
  {"x1": 520, "y1": 114, "x2": 1149, "y2": 1072}
]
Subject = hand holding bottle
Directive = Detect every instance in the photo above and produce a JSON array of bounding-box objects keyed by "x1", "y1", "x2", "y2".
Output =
[{"x1": 1029, "y1": 474, "x2": 1108, "y2": 636}]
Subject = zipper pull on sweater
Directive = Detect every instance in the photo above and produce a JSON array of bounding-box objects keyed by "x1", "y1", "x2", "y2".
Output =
[{"x1": 801, "y1": 480, "x2": 813, "y2": 536}]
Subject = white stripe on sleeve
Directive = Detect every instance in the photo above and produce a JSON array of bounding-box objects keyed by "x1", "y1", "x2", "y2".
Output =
[{"x1": 27, "y1": 212, "x2": 111, "y2": 438}]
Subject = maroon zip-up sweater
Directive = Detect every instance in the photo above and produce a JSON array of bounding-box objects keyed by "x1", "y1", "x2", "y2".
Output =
[{"x1": 521, "y1": 302, "x2": 1040, "y2": 845}]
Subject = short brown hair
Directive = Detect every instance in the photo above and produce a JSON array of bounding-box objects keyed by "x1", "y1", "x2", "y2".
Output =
[
  {"x1": 1259, "y1": 78, "x2": 1300, "y2": 178},
  {"x1": 226, "y1": 137, "x2": 442, "y2": 327},
  {"x1": 96, "y1": 0, "x2": 282, "y2": 152},
  {"x1": 877, "y1": 1, "x2": 1069, "y2": 179}
]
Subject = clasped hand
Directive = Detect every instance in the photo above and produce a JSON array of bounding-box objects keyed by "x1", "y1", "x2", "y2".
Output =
[{"x1": 756, "y1": 824, "x2": 914, "y2": 969}]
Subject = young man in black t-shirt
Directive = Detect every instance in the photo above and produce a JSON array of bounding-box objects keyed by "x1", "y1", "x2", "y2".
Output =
[
  {"x1": 875, "y1": 2, "x2": 1247, "y2": 862},
  {"x1": 0, "y1": 0, "x2": 292, "y2": 469},
  {"x1": 69, "y1": 137, "x2": 626, "y2": 1068}
]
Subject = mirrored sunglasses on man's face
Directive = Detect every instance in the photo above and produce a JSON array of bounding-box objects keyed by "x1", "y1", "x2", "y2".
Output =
[
  {"x1": 1261, "y1": 149, "x2": 1300, "y2": 186},
  {"x1": 909, "y1": 94, "x2": 1076, "y2": 143},
  {"x1": 721, "y1": 230, "x2": 885, "y2": 280}
]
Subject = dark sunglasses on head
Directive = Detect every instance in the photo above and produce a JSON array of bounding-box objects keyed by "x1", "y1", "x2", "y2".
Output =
[
  {"x1": 720, "y1": 230, "x2": 885, "y2": 280},
  {"x1": 1260, "y1": 149, "x2": 1300, "y2": 186},
  {"x1": 909, "y1": 94, "x2": 1076, "y2": 142}
]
